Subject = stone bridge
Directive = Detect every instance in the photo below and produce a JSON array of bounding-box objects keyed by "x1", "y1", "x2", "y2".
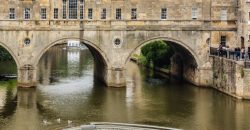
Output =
[{"x1": 0, "y1": 20, "x2": 237, "y2": 87}]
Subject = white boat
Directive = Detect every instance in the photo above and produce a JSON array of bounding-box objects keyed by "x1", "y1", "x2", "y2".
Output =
[{"x1": 64, "y1": 122, "x2": 182, "y2": 130}]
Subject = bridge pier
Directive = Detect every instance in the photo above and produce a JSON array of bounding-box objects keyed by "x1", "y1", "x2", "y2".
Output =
[
  {"x1": 104, "y1": 68, "x2": 126, "y2": 87},
  {"x1": 17, "y1": 65, "x2": 37, "y2": 87}
]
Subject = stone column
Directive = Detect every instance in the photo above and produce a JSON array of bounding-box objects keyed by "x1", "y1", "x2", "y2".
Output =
[
  {"x1": 17, "y1": 65, "x2": 37, "y2": 87},
  {"x1": 104, "y1": 68, "x2": 126, "y2": 87}
]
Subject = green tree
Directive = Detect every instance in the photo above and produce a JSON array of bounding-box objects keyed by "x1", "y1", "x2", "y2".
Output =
[
  {"x1": 140, "y1": 41, "x2": 174, "y2": 68},
  {"x1": 0, "y1": 46, "x2": 14, "y2": 62}
]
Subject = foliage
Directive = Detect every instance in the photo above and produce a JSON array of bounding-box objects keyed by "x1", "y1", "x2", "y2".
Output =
[
  {"x1": 140, "y1": 40, "x2": 174, "y2": 68},
  {"x1": 0, "y1": 46, "x2": 14, "y2": 62}
]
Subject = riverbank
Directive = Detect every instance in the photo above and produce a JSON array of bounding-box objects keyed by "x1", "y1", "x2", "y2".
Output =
[
  {"x1": 0, "y1": 74, "x2": 17, "y2": 80},
  {"x1": 130, "y1": 57, "x2": 171, "y2": 75},
  {"x1": 131, "y1": 55, "x2": 250, "y2": 100}
]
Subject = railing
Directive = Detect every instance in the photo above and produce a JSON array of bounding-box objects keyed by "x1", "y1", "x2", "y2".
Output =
[{"x1": 210, "y1": 47, "x2": 250, "y2": 68}]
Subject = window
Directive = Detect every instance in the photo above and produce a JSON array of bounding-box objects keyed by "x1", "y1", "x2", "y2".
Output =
[
  {"x1": 114, "y1": 38, "x2": 121, "y2": 46},
  {"x1": 116, "y1": 8, "x2": 121, "y2": 20},
  {"x1": 221, "y1": 36, "x2": 226, "y2": 46},
  {"x1": 40, "y1": 8, "x2": 46, "y2": 19},
  {"x1": 101, "y1": 8, "x2": 106, "y2": 19},
  {"x1": 69, "y1": 0, "x2": 78, "y2": 19},
  {"x1": 80, "y1": 0, "x2": 84, "y2": 19},
  {"x1": 9, "y1": 8, "x2": 15, "y2": 19},
  {"x1": 24, "y1": 8, "x2": 30, "y2": 19},
  {"x1": 221, "y1": 9, "x2": 227, "y2": 21},
  {"x1": 192, "y1": 8, "x2": 198, "y2": 20},
  {"x1": 131, "y1": 8, "x2": 137, "y2": 20},
  {"x1": 62, "y1": 0, "x2": 67, "y2": 19},
  {"x1": 54, "y1": 8, "x2": 58, "y2": 19},
  {"x1": 161, "y1": 8, "x2": 167, "y2": 19},
  {"x1": 88, "y1": 8, "x2": 93, "y2": 19}
]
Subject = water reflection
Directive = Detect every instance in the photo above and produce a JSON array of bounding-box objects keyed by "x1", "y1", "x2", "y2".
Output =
[
  {"x1": 0, "y1": 46, "x2": 250, "y2": 129},
  {"x1": 4, "y1": 88, "x2": 41, "y2": 130}
]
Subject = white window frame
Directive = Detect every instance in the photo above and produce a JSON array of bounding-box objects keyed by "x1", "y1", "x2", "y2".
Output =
[
  {"x1": 221, "y1": 9, "x2": 227, "y2": 21},
  {"x1": 62, "y1": 0, "x2": 67, "y2": 19},
  {"x1": 161, "y1": 8, "x2": 167, "y2": 20},
  {"x1": 131, "y1": 8, "x2": 137, "y2": 20},
  {"x1": 54, "y1": 8, "x2": 59, "y2": 19},
  {"x1": 40, "y1": 8, "x2": 47, "y2": 19},
  {"x1": 80, "y1": 0, "x2": 84, "y2": 19},
  {"x1": 101, "y1": 8, "x2": 107, "y2": 19},
  {"x1": 9, "y1": 8, "x2": 15, "y2": 19},
  {"x1": 24, "y1": 8, "x2": 31, "y2": 20},
  {"x1": 192, "y1": 8, "x2": 198, "y2": 20},
  {"x1": 88, "y1": 8, "x2": 93, "y2": 19},
  {"x1": 68, "y1": 0, "x2": 78, "y2": 19},
  {"x1": 116, "y1": 8, "x2": 122, "y2": 20}
]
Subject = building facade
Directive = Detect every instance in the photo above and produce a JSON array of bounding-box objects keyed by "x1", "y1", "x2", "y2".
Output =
[
  {"x1": 0, "y1": 0, "x2": 249, "y2": 94},
  {"x1": 0, "y1": 0, "x2": 242, "y2": 48}
]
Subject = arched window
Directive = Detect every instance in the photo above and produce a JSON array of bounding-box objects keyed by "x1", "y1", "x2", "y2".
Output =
[{"x1": 69, "y1": 0, "x2": 78, "y2": 19}]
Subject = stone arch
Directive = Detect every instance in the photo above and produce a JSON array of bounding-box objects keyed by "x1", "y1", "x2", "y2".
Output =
[
  {"x1": 35, "y1": 37, "x2": 111, "y2": 85},
  {"x1": 0, "y1": 41, "x2": 20, "y2": 68},
  {"x1": 125, "y1": 37, "x2": 201, "y2": 68},
  {"x1": 35, "y1": 37, "x2": 110, "y2": 67}
]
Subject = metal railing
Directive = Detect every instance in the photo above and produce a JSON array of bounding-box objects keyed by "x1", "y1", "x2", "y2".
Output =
[{"x1": 210, "y1": 47, "x2": 250, "y2": 68}]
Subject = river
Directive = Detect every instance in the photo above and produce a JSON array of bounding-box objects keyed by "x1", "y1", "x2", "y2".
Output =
[{"x1": 0, "y1": 46, "x2": 250, "y2": 130}]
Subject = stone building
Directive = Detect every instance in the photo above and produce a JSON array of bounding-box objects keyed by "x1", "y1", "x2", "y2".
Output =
[
  {"x1": 0, "y1": 0, "x2": 248, "y2": 94},
  {"x1": 0, "y1": 0, "x2": 241, "y2": 47}
]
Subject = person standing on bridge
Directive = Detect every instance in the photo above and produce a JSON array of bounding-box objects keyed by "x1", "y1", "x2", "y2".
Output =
[
  {"x1": 236, "y1": 47, "x2": 241, "y2": 60},
  {"x1": 241, "y1": 47, "x2": 245, "y2": 60}
]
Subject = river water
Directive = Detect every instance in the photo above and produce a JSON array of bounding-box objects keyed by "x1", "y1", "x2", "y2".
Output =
[{"x1": 0, "y1": 46, "x2": 250, "y2": 130}]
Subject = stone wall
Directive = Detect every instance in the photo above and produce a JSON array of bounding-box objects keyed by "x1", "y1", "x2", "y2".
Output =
[
  {"x1": 0, "y1": 0, "x2": 237, "y2": 21},
  {"x1": 211, "y1": 56, "x2": 250, "y2": 99},
  {"x1": 0, "y1": 0, "x2": 241, "y2": 88}
]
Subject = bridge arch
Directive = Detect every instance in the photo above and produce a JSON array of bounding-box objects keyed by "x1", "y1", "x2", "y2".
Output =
[
  {"x1": 0, "y1": 41, "x2": 20, "y2": 68},
  {"x1": 125, "y1": 37, "x2": 201, "y2": 68},
  {"x1": 35, "y1": 37, "x2": 110, "y2": 67},
  {"x1": 35, "y1": 37, "x2": 110, "y2": 85}
]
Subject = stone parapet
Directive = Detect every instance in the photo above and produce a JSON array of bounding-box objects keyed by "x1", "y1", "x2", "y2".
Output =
[{"x1": 0, "y1": 20, "x2": 236, "y2": 31}]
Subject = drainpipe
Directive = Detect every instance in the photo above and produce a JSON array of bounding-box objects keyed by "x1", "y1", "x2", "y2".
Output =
[{"x1": 209, "y1": 0, "x2": 212, "y2": 56}]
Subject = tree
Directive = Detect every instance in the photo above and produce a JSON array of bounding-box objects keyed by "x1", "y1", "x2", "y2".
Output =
[
  {"x1": 140, "y1": 41, "x2": 174, "y2": 68},
  {"x1": 0, "y1": 46, "x2": 14, "y2": 62}
]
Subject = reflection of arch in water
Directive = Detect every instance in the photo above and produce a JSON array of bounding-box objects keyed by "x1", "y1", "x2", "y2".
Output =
[{"x1": 0, "y1": 88, "x2": 17, "y2": 118}]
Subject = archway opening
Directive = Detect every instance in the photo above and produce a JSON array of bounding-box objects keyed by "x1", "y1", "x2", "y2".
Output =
[
  {"x1": 0, "y1": 45, "x2": 18, "y2": 121},
  {"x1": 0, "y1": 45, "x2": 17, "y2": 81},
  {"x1": 36, "y1": 40, "x2": 108, "y2": 87},
  {"x1": 126, "y1": 39, "x2": 198, "y2": 85}
]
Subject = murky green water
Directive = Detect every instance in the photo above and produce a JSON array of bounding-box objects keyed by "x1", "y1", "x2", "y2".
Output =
[{"x1": 0, "y1": 46, "x2": 250, "y2": 130}]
